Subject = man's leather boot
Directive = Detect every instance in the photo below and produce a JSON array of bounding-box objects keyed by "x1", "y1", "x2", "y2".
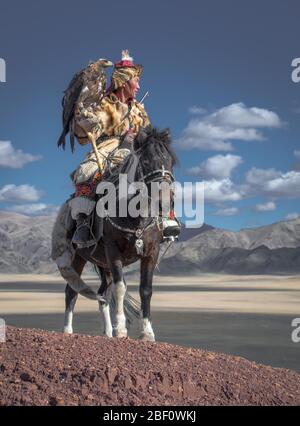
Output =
[{"x1": 72, "y1": 213, "x2": 95, "y2": 248}]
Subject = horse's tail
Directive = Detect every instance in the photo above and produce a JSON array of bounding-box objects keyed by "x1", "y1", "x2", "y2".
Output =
[
  {"x1": 94, "y1": 265, "x2": 141, "y2": 326},
  {"x1": 123, "y1": 276, "x2": 141, "y2": 326}
]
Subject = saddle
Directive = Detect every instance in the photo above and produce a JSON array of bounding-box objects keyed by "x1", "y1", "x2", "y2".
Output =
[{"x1": 92, "y1": 150, "x2": 142, "y2": 242}]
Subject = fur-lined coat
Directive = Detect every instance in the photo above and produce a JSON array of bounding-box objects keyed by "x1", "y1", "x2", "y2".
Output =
[{"x1": 74, "y1": 92, "x2": 150, "y2": 146}]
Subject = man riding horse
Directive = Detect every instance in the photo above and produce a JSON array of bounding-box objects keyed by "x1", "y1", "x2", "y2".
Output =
[{"x1": 57, "y1": 50, "x2": 180, "y2": 247}]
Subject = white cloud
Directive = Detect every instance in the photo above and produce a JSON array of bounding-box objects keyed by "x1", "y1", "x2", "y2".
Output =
[
  {"x1": 0, "y1": 141, "x2": 41, "y2": 168},
  {"x1": 5, "y1": 203, "x2": 59, "y2": 216},
  {"x1": 294, "y1": 150, "x2": 300, "y2": 159},
  {"x1": 245, "y1": 167, "x2": 282, "y2": 185},
  {"x1": 175, "y1": 103, "x2": 283, "y2": 151},
  {"x1": 244, "y1": 167, "x2": 300, "y2": 198},
  {"x1": 178, "y1": 177, "x2": 245, "y2": 205},
  {"x1": 203, "y1": 179, "x2": 244, "y2": 203},
  {"x1": 209, "y1": 103, "x2": 282, "y2": 128},
  {"x1": 176, "y1": 121, "x2": 264, "y2": 151},
  {"x1": 184, "y1": 164, "x2": 300, "y2": 208},
  {"x1": 285, "y1": 212, "x2": 300, "y2": 220},
  {"x1": 264, "y1": 171, "x2": 300, "y2": 197},
  {"x1": 0, "y1": 184, "x2": 43, "y2": 202},
  {"x1": 253, "y1": 201, "x2": 276, "y2": 212},
  {"x1": 187, "y1": 154, "x2": 243, "y2": 179},
  {"x1": 189, "y1": 106, "x2": 207, "y2": 114},
  {"x1": 213, "y1": 206, "x2": 240, "y2": 216}
]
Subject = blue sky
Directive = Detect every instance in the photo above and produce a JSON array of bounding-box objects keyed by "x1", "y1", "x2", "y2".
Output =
[{"x1": 0, "y1": 0, "x2": 300, "y2": 230}]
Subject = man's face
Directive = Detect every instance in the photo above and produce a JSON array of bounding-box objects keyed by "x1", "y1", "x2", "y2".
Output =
[{"x1": 124, "y1": 76, "x2": 140, "y2": 99}]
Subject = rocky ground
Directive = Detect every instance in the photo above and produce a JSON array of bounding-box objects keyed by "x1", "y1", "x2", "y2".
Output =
[{"x1": 0, "y1": 326, "x2": 300, "y2": 406}]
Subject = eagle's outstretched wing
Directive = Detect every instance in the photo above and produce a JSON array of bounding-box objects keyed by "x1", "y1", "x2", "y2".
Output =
[{"x1": 57, "y1": 58, "x2": 113, "y2": 152}]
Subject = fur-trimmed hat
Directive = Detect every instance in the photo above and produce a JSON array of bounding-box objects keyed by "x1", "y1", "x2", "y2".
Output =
[{"x1": 110, "y1": 50, "x2": 143, "y2": 90}]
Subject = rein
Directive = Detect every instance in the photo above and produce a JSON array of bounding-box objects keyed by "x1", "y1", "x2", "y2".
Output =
[
  {"x1": 106, "y1": 214, "x2": 158, "y2": 237},
  {"x1": 100, "y1": 132, "x2": 177, "y2": 256},
  {"x1": 103, "y1": 163, "x2": 175, "y2": 257}
]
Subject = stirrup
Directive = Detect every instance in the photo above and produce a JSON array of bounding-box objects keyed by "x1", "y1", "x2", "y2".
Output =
[
  {"x1": 72, "y1": 221, "x2": 96, "y2": 249},
  {"x1": 161, "y1": 217, "x2": 181, "y2": 241},
  {"x1": 163, "y1": 235, "x2": 178, "y2": 242}
]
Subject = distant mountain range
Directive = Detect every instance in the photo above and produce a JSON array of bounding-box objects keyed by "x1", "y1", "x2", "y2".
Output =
[
  {"x1": 158, "y1": 218, "x2": 300, "y2": 275},
  {"x1": 0, "y1": 211, "x2": 57, "y2": 274},
  {"x1": 178, "y1": 223, "x2": 215, "y2": 241},
  {"x1": 0, "y1": 210, "x2": 299, "y2": 275}
]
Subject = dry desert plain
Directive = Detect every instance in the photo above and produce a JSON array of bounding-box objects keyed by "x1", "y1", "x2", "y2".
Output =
[{"x1": 0, "y1": 273, "x2": 300, "y2": 372}]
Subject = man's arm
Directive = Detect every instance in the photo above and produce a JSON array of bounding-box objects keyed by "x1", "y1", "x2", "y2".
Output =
[{"x1": 134, "y1": 100, "x2": 152, "y2": 127}]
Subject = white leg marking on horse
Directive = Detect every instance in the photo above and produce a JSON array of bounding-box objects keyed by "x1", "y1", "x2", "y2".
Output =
[
  {"x1": 139, "y1": 317, "x2": 155, "y2": 341},
  {"x1": 113, "y1": 280, "x2": 127, "y2": 337},
  {"x1": 99, "y1": 302, "x2": 113, "y2": 337},
  {"x1": 63, "y1": 310, "x2": 73, "y2": 334}
]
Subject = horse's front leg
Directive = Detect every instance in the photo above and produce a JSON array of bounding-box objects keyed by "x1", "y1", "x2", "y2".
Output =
[
  {"x1": 104, "y1": 242, "x2": 127, "y2": 338},
  {"x1": 139, "y1": 254, "x2": 158, "y2": 341},
  {"x1": 97, "y1": 268, "x2": 113, "y2": 338},
  {"x1": 98, "y1": 299, "x2": 113, "y2": 337}
]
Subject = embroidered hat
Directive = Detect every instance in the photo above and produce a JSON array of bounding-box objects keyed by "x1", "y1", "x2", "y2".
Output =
[{"x1": 110, "y1": 50, "x2": 143, "y2": 90}]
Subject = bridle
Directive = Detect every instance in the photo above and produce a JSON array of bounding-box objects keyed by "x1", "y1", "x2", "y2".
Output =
[
  {"x1": 141, "y1": 165, "x2": 175, "y2": 185},
  {"x1": 104, "y1": 150, "x2": 176, "y2": 240}
]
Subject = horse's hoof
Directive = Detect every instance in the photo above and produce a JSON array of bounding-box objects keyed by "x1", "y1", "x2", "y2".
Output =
[
  {"x1": 114, "y1": 329, "x2": 128, "y2": 338},
  {"x1": 139, "y1": 333, "x2": 155, "y2": 342},
  {"x1": 63, "y1": 327, "x2": 73, "y2": 334}
]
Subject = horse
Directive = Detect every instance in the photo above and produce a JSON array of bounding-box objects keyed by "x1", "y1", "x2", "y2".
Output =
[{"x1": 51, "y1": 126, "x2": 178, "y2": 341}]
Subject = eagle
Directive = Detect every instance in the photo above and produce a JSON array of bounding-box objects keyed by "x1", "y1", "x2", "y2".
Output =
[{"x1": 57, "y1": 58, "x2": 113, "y2": 153}]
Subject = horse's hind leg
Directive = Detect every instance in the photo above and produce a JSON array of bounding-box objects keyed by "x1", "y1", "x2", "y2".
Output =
[
  {"x1": 96, "y1": 267, "x2": 113, "y2": 337},
  {"x1": 63, "y1": 255, "x2": 86, "y2": 334},
  {"x1": 64, "y1": 284, "x2": 78, "y2": 334}
]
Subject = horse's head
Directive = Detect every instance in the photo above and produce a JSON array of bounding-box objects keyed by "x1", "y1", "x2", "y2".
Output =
[
  {"x1": 133, "y1": 125, "x2": 178, "y2": 183},
  {"x1": 133, "y1": 126, "x2": 179, "y2": 216}
]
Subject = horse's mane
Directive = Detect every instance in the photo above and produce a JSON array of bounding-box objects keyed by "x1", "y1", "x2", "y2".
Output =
[
  {"x1": 134, "y1": 126, "x2": 179, "y2": 169},
  {"x1": 103, "y1": 126, "x2": 178, "y2": 185}
]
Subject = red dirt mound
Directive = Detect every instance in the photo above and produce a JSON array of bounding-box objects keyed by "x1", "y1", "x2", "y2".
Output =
[{"x1": 0, "y1": 326, "x2": 300, "y2": 406}]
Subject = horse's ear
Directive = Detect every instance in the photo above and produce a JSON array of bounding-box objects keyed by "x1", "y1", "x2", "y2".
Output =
[
  {"x1": 134, "y1": 126, "x2": 151, "y2": 151},
  {"x1": 161, "y1": 128, "x2": 171, "y2": 144}
]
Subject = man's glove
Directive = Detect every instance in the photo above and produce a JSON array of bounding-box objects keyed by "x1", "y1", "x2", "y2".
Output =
[{"x1": 123, "y1": 128, "x2": 135, "y2": 144}]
